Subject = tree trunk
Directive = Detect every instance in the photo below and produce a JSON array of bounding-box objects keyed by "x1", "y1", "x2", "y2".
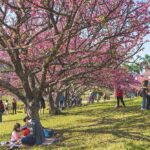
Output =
[
  {"x1": 27, "y1": 101, "x2": 45, "y2": 145},
  {"x1": 48, "y1": 91, "x2": 61, "y2": 115},
  {"x1": 65, "y1": 89, "x2": 70, "y2": 108}
]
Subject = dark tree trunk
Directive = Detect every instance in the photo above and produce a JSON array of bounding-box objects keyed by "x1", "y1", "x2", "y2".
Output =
[
  {"x1": 27, "y1": 101, "x2": 45, "y2": 145},
  {"x1": 65, "y1": 89, "x2": 70, "y2": 108},
  {"x1": 48, "y1": 92, "x2": 61, "y2": 115}
]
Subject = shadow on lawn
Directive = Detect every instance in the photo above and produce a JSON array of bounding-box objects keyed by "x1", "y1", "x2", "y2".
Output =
[
  {"x1": 67, "y1": 104, "x2": 147, "y2": 118},
  {"x1": 126, "y1": 142, "x2": 150, "y2": 150},
  {"x1": 57, "y1": 112, "x2": 150, "y2": 144},
  {"x1": 2, "y1": 118, "x2": 22, "y2": 123},
  {"x1": 58, "y1": 126, "x2": 150, "y2": 143}
]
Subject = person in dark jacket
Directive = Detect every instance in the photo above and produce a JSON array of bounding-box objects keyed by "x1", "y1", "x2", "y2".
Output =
[
  {"x1": 146, "y1": 85, "x2": 150, "y2": 110},
  {"x1": 0, "y1": 100, "x2": 4, "y2": 122},
  {"x1": 12, "y1": 98, "x2": 17, "y2": 114},
  {"x1": 39, "y1": 97, "x2": 46, "y2": 114}
]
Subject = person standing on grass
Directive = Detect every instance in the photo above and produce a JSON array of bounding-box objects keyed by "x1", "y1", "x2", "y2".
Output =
[
  {"x1": 59, "y1": 95, "x2": 65, "y2": 110},
  {"x1": 39, "y1": 97, "x2": 46, "y2": 114},
  {"x1": 146, "y1": 85, "x2": 150, "y2": 110},
  {"x1": 0, "y1": 100, "x2": 4, "y2": 122},
  {"x1": 12, "y1": 98, "x2": 17, "y2": 114},
  {"x1": 141, "y1": 80, "x2": 148, "y2": 110},
  {"x1": 115, "y1": 87, "x2": 126, "y2": 108},
  {"x1": 4, "y1": 100, "x2": 9, "y2": 114}
]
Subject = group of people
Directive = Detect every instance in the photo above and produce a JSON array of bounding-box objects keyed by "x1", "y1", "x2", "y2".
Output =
[
  {"x1": 9, "y1": 116, "x2": 58, "y2": 149},
  {"x1": 59, "y1": 94, "x2": 82, "y2": 109},
  {"x1": 141, "y1": 80, "x2": 150, "y2": 110},
  {"x1": 88, "y1": 91, "x2": 110, "y2": 104},
  {"x1": 115, "y1": 80, "x2": 150, "y2": 109},
  {"x1": 0, "y1": 99, "x2": 17, "y2": 122},
  {"x1": 71, "y1": 95, "x2": 82, "y2": 107},
  {"x1": 10, "y1": 117, "x2": 36, "y2": 147}
]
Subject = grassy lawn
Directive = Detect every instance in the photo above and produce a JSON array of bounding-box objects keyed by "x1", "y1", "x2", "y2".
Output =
[{"x1": 0, "y1": 98, "x2": 150, "y2": 150}]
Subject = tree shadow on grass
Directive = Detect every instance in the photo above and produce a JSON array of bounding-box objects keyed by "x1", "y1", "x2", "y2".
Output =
[
  {"x1": 126, "y1": 142, "x2": 150, "y2": 150},
  {"x1": 54, "y1": 125, "x2": 150, "y2": 150},
  {"x1": 58, "y1": 126, "x2": 150, "y2": 143},
  {"x1": 55, "y1": 112, "x2": 150, "y2": 146},
  {"x1": 66, "y1": 104, "x2": 147, "y2": 118},
  {"x1": 2, "y1": 118, "x2": 22, "y2": 123}
]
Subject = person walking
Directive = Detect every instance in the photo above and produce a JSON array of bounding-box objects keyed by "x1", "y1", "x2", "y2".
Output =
[
  {"x1": 141, "y1": 80, "x2": 148, "y2": 110},
  {"x1": 0, "y1": 100, "x2": 4, "y2": 122},
  {"x1": 12, "y1": 98, "x2": 17, "y2": 114},
  {"x1": 115, "y1": 87, "x2": 126, "y2": 108}
]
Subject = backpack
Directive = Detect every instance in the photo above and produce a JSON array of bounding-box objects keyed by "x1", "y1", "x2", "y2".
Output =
[
  {"x1": 0, "y1": 103, "x2": 4, "y2": 113},
  {"x1": 43, "y1": 129, "x2": 54, "y2": 138}
]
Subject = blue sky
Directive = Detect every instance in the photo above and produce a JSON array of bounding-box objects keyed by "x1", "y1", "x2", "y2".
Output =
[{"x1": 138, "y1": 34, "x2": 150, "y2": 56}]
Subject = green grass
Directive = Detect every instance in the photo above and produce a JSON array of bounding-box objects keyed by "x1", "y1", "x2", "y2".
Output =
[{"x1": 0, "y1": 98, "x2": 150, "y2": 150}]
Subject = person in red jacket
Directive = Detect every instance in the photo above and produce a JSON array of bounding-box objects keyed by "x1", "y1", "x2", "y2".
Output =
[{"x1": 115, "y1": 87, "x2": 126, "y2": 108}]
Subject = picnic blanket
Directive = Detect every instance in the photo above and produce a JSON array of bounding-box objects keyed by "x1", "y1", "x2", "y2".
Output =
[
  {"x1": 0, "y1": 132, "x2": 63, "y2": 149},
  {"x1": 0, "y1": 141, "x2": 22, "y2": 150}
]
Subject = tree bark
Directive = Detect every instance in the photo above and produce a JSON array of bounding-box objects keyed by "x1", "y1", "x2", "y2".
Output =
[
  {"x1": 65, "y1": 89, "x2": 70, "y2": 108},
  {"x1": 48, "y1": 91, "x2": 61, "y2": 115},
  {"x1": 27, "y1": 100, "x2": 45, "y2": 145}
]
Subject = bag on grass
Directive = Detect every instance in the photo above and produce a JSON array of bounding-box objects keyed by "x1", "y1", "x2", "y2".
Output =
[{"x1": 43, "y1": 129, "x2": 54, "y2": 138}]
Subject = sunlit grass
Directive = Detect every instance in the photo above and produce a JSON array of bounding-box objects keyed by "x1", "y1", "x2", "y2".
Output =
[{"x1": 0, "y1": 97, "x2": 150, "y2": 150}]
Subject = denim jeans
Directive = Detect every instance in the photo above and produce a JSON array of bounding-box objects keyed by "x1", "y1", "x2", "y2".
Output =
[
  {"x1": 21, "y1": 135, "x2": 35, "y2": 146},
  {"x1": 141, "y1": 96, "x2": 147, "y2": 109}
]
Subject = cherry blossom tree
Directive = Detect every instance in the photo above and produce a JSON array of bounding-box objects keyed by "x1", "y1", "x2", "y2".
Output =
[{"x1": 0, "y1": 0, "x2": 149, "y2": 144}]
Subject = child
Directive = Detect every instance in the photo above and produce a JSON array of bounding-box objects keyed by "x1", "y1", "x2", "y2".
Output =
[
  {"x1": 10, "y1": 123, "x2": 21, "y2": 143},
  {"x1": 4, "y1": 100, "x2": 9, "y2": 115}
]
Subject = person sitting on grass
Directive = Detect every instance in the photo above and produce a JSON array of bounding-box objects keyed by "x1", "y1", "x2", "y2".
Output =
[
  {"x1": 10, "y1": 123, "x2": 21, "y2": 144},
  {"x1": 23, "y1": 116, "x2": 57, "y2": 140},
  {"x1": 21, "y1": 116, "x2": 36, "y2": 146},
  {"x1": 22, "y1": 127, "x2": 30, "y2": 137}
]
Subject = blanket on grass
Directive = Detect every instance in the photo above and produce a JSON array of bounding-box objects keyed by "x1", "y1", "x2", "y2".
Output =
[{"x1": 0, "y1": 133, "x2": 63, "y2": 150}]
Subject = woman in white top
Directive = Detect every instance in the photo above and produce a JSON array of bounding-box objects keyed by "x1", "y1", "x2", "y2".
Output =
[{"x1": 5, "y1": 100, "x2": 9, "y2": 114}]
